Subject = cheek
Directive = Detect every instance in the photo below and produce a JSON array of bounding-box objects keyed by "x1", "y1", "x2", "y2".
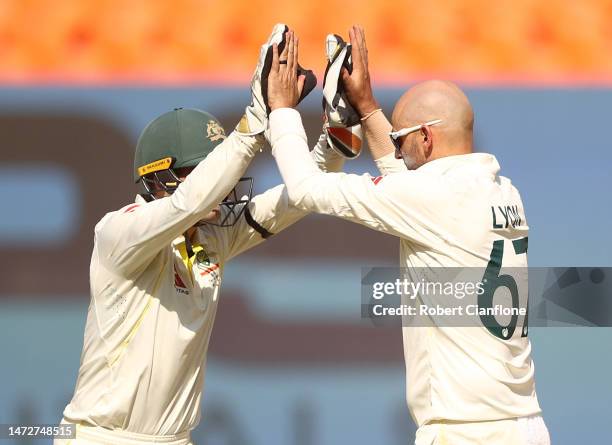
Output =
[
  {"x1": 411, "y1": 140, "x2": 427, "y2": 161},
  {"x1": 400, "y1": 142, "x2": 418, "y2": 169},
  {"x1": 405, "y1": 136, "x2": 432, "y2": 169},
  {"x1": 404, "y1": 138, "x2": 419, "y2": 159}
]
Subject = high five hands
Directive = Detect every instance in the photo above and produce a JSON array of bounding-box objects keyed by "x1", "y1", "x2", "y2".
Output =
[{"x1": 266, "y1": 25, "x2": 378, "y2": 117}]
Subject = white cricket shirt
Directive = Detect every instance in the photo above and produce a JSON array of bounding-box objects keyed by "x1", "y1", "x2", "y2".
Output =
[
  {"x1": 270, "y1": 108, "x2": 541, "y2": 426},
  {"x1": 63, "y1": 129, "x2": 342, "y2": 435}
]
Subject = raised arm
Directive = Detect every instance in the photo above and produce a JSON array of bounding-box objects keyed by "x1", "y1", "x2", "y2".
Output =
[
  {"x1": 95, "y1": 131, "x2": 263, "y2": 276},
  {"x1": 340, "y1": 25, "x2": 405, "y2": 174},
  {"x1": 265, "y1": 32, "x2": 442, "y2": 247},
  {"x1": 269, "y1": 108, "x2": 440, "y2": 246},
  {"x1": 221, "y1": 129, "x2": 345, "y2": 261}
]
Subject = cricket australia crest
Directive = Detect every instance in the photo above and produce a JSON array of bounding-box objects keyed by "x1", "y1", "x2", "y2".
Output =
[{"x1": 206, "y1": 120, "x2": 226, "y2": 142}]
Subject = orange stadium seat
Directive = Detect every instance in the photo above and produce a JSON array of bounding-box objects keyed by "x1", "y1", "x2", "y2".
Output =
[{"x1": 0, "y1": 0, "x2": 611, "y2": 84}]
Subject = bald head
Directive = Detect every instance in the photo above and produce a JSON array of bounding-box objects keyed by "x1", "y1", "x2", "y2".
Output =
[{"x1": 391, "y1": 80, "x2": 474, "y2": 168}]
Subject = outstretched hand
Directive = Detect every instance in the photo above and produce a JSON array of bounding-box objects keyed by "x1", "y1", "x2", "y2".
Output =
[
  {"x1": 267, "y1": 31, "x2": 306, "y2": 111},
  {"x1": 341, "y1": 25, "x2": 378, "y2": 117}
]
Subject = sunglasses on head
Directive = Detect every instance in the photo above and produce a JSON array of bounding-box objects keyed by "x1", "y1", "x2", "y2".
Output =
[{"x1": 389, "y1": 119, "x2": 443, "y2": 151}]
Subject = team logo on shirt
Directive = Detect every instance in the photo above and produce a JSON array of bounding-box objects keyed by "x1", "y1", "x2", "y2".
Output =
[
  {"x1": 195, "y1": 249, "x2": 220, "y2": 284},
  {"x1": 195, "y1": 250, "x2": 211, "y2": 267},
  {"x1": 371, "y1": 176, "x2": 383, "y2": 185}
]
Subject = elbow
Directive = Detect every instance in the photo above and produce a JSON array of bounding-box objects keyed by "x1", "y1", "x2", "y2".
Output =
[{"x1": 286, "y1": 178, "x2": 317, "y2": 212}]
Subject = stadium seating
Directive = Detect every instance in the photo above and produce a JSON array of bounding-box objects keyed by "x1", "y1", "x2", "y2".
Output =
[{"x1": 1, "y1": 0, "x2": 611, "y2": 84}]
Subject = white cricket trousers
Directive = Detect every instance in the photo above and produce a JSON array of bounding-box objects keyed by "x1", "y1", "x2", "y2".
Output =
[
  {"x1": 415, "y1": 415, "x2": 551, "y2": 445},
  {"x1": 53, "y1": 420, "x2": 193, "y2": 445}
]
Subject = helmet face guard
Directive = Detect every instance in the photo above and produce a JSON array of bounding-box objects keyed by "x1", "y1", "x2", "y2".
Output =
[
  {"x1": 140, "y1": 168, "x2": 182, "y2": 199},
  {"x1": 205, "y1": 176, "x2": 253, "y2": 227},
  {"x1": 139, "y1": 168, "x2": 253, "y2": 227}
]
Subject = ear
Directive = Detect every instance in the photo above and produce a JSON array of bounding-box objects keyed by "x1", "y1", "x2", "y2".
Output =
[{"x1": 421, "y1": 125, "x2": 434, "y2": 158}]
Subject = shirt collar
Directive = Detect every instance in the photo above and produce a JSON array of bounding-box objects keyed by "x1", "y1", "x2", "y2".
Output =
[{"x1": 417, "y1": 153, "x2": 500, "y2": 178}]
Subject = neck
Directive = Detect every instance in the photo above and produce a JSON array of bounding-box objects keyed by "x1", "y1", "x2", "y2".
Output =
[
  {"x1": 430, "y1": 144, "x2": 472, "y2": 162},
  {"x1": 186, "y1": 227, "x2": 197, "y2": 241}
]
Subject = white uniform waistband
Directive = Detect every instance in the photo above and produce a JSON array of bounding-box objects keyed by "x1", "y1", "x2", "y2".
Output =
[
  {"x1": 64, "y1": 420, "x2": 192, "y2": 445},
  {"x1": 418, "y1": 415, "x2": 550, "y2": 445}
]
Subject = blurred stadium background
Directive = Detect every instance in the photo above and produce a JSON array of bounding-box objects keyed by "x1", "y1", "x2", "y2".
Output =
[{"x1": 1, "y1": 1, "x2": 611, "y2": 444}]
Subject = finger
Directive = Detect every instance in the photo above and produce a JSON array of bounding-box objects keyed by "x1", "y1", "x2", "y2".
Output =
[
  {"x1": 348, "y1": 26, "x2": 358, "y2": 66},
  {"x1": 279, "y1": 32, "x2": 290, "y2": 64},
  {"x1": 353, "y1": 25, "x2": 363, "y2": 52},
  {"x1": 360, "y1": 25, "x2": 368, "y2": 51},
  {"x1": 349, "y1": 26, "x2": 364, "y2": 72},
  {"x1": 348, "y1": 26, "x2": 355, "y2": 46},
  {"x1": 272, "y1": 43, "x2": 280, "y2": 72},
  {"x1": 355, "y1": 25, "x2": 368, "y2": 66},
  {"x1": 286, "y1": 32, "x2": 295, "y2": 73},
  {"x1": 293, "y1": 36, "x2": 300, "y2": 76},
  {"x1": 297, "y1": 73, "x2": 306, "y2": 97},
  {"x1": 340, "y1": 66, "x2": 351, "y2": 82},
  {"x1": 359, "y1": 25, "x2": 369, "y2": 66},
  {"x1": 358, "y1": 25, "x2": 366, "y2": 42},
  {"x1": 283, "y1": 33, "x2": 293, "y2": 83}
]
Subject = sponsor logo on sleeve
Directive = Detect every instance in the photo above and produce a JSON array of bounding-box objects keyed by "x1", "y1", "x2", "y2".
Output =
[{"x1": 173, "y1": 265, "x2": 189, "y2": 295}]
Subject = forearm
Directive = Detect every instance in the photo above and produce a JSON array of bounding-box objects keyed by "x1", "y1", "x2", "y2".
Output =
[
  {"x1": 362, "y1": 109, "x2": 395, "y2": 160},
  {"x1": 223, "y1": 122, "x2": 344, "y2": 260},
  {"x1": 361, "y1": 109, "x2": 406, "y2": 174},
  {"x1": 247, "y1": 131, "x2": 344, "y2": 231},
  {"x1": 243, "y1": 134, "x2": 344, "y2": 235},
  {"x1": 311, "y1": 132, "x2": 345, "y2": 173},
  {"x1": 270, "y1": 108, "x2": 322, "y2": 209},
  {"x1": 269, "y1": 108, "x2": 420, "y2": 240},
  {"x1": 172, "y1": 131, "x2": 263, "y2": 215}
]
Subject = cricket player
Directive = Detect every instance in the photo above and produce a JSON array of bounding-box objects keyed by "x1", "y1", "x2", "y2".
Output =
[
  {"x1": 57, "y1": 26, "x2": 342, "y2": 445},
  {"x1": 266, "y1": 27, "x2": 551, "y2": 444}
]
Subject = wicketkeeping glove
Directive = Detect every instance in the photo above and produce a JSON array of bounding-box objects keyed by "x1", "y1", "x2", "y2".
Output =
[
  {"x1": 322, "y1": 34, "x2": 363, "y2": 158},
  {"x1": 237, "y1": 23, "x2": 317, "y2": 136}
]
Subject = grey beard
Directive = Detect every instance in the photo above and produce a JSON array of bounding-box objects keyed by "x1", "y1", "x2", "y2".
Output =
[{"x1": 401, "y1": 153, "x2": 419, "y2": 170}]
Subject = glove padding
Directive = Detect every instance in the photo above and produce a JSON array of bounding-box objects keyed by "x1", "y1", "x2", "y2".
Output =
[
  {"x1": 322, "y1": 34, "x2": 363, "y2": 158},
  {"x1": 238, "y1": 23, "x2": 317, "y2": 135}
]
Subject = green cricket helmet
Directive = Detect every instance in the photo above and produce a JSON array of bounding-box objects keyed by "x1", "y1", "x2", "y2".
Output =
[{"x1": 134, "y1": 107, "x2": 253, "y2": 227}]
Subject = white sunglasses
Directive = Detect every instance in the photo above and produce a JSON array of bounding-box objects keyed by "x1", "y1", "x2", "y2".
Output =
[{"x1": 389, "y1": 119, "x2": 443, "y2": 150}]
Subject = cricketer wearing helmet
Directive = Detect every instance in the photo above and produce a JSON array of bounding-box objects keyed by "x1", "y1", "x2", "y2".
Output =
[
  {"x1": 267, "y1": 27, "x2": 550, "y2": 445},
  {"x1": 57, "y1": 25, "x2": 343, "y2": 445}
]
